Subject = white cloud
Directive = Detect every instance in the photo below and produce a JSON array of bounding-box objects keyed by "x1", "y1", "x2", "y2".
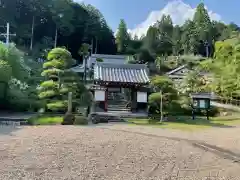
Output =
[{"x1": 129, "y1": 0, "x2": 222, "y2": 38}]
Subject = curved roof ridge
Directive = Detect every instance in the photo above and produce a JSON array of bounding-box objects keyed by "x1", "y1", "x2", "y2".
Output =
[{"x1": 95, "y1": 62, "x2": 148, "y2": 69}]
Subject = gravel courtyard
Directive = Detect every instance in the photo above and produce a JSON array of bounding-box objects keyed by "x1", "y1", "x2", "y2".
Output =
[{"x1": 0, "y1": 125, "x2": 240, "y2": 180}]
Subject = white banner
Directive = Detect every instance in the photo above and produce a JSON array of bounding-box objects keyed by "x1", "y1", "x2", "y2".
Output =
[
  {"x1": 95, "y1": 90, "x2": 105, "y2": 101},
  {"x1": 137, "y1": 92, "x2": 147, "y2": 103}
]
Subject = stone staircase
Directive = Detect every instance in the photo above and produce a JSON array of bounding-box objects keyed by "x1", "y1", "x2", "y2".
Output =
[
  {"x1": 89, "y1": 112, "x2": 125, "y2": 124},
  {"x1": 107, "y1": 91, "x2": 131, "y2": 112},
  {"x1": 107, "y1": 101, "x2": 131, "y2": 112}
]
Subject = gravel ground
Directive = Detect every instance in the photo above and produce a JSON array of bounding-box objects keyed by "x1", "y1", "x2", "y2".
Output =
[
  {"x1": 105, "y1": 124, "x2": 240, "y2": 155},
  {"x1": 0, "y1": 125, "x2": 240, "y2": 180}
]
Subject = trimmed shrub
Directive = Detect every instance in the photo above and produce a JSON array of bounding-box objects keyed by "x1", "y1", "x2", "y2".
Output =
[
  {"x1": 62, "y1": 113, "x2": 75, "y2": 125},
  {"x1": 27, "y1": 115, "x2": 63, "y2": 125},
  {"x1": 74, "y1": 115, "x2": 88, "y2": 125}
]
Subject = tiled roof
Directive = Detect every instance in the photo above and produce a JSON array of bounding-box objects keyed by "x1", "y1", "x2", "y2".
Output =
[{"x1": 94, "y1": 62, "x2": 150, "y2": 84}]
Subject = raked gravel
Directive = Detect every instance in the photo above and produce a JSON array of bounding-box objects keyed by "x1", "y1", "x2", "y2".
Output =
[{"x1": 0, "y1": 125, "x2": 239, "y2": 180}]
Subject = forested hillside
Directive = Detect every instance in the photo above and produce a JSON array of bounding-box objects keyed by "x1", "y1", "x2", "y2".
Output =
[
  {"x1": 0, "y1": 0, "x2": 240, "y2": 113},
  {"x1": 0, "y1": 0, "x2": 117, "y2": 59},
  {"x1": 116, "y1": 3, "x2": 240, "y2": 66}
]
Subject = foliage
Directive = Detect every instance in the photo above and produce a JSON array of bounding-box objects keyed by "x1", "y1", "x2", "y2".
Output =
[
  {"x1": 182, "y1": 70, "x2": 205, "y2": 94},
  {"x1": 78, "y1": 43, "x2": 91, "y2": 58},
  {"x1": 0, "y1": 43, "x2": 43, "y2": 112},
  {"x1": 0, "y1": 43, "x2": 29, "y2": 80},
  {"x1": 149, "y1": 76, "x2": 179, "y2": 114},
  {"x1": 0, "y1": 60, "x2": 12, "y2": 82},
  {"x1": 74, "y1": 115, "x2": 88, "y2": 125},
  {"x1": 0, "y1": 0, "x2": 117, "y2": 58},
  {"x1": 133, "y1": 48, "x2": 155, "y2": 63},
  {"x1": 47, "y1": 101, "x2": 67, "y2": 111},
  {"x1": 208, "y1": 41, "x2": 240, "y2": 98},
  {"x1": 62, "y1": 113, "x2": 75, "y2": 125},
  {"x1": 116, "y1": 19, "x2": 129, "y2": 54},
  {"x1": 39, "y1": 47, "x2": 91, "y2": 112},
  {"x1": 96, "y1": 58, "x2": 103, "y2": 62},
  {"x1": 40, "y1": 48, "x2": 72, "y2": 112},
  {"x1": 124, "y1": 2, "x2": 239, "y2": 60},
  {"x1": 27, "y1": 115, "x2": 63, "y2": 125},
  {"x1": 128, "y1": 115, "x2": 240, "y2": 131}
]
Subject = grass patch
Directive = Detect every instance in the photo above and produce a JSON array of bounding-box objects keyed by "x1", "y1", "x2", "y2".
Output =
[
  {"x1": 128, "y1": 116, "x2": 240, "y2": 131},
  {"x1": 28, "y1": 115, "x2": 63, "y2": 125}
]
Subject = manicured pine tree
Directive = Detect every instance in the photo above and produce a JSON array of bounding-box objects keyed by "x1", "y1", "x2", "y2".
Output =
[{"x1": 39, "y1": 47, "x2": 76, "y2": 112}]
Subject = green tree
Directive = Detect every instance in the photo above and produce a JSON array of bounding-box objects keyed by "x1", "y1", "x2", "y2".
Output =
[
  {"x1": 115, "y1": 19, "x2": 129, "y2": 54},
  {"x1": 143, "y1": 26, "x2": 159, "y2": 54},
  {"x1": 172, "y1": 25, "x2": 182, "y2": 55},
  {"x1": 39, "y1": 47, "x2": 75, "y2": 112},
  {"x1": 193, "y1": 3, "x2": 213, "y2": 42},
  {"x1": 78, "y1": 43, "x2": 91, "y2": 83},
  {"x1": 181, "y1": 20, "x2": 198, "y2": 54},
  {"x1": 155, "y1": 15, "x2": 173, "y2": 55},
  {"x1": 149, "y1": 76, "x2": 178, "y2": 115}
]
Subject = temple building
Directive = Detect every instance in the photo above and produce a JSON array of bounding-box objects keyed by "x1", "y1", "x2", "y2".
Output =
[
  {"x1": 91, "y1": 62, "x2": 150, "y2": 113},
  {"x1": 71, "y1": 54, "x2": 150, "y2": 114}
]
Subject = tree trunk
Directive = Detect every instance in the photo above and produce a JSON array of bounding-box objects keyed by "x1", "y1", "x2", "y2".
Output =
[{"x1": 30, "y1": 16, "x2": 35, "y2": 51}]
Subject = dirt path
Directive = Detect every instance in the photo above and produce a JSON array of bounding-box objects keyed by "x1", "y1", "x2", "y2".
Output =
[{"x1": 0, "y1": 125, "x2": 239, "y2": 180}]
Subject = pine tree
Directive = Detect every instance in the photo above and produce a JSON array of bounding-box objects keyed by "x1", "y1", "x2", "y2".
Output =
[{"x1": 39, "y1": 47, "x2": 76, "y2": 112}]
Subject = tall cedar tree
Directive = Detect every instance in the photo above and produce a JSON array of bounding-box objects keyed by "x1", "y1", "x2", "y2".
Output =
[{"x1": 116, "y1": 19, "x2": 129, "y2": 54}]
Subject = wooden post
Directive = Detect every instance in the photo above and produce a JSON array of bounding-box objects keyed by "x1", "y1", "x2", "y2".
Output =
[
  {"x1": 160, "y1": 90, "x2": 163, "y2": 123},
  {"x1": 104, "y1": 89, "x2": 108, "y2": 112},
  {"x1": 192, "y1": 109, "x2": 195, "y2": 120},
  {"x1": 206, "y1": 110, "x2": 209, "y2": 120}
]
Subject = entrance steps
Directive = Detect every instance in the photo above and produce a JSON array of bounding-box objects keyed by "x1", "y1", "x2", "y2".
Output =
[
  {"x1": 89, "y1": 111, "x2": 148, "y2": 124},
  {"x1": 107, "y1": 99, "x2": 131, "y2": 112},
  {"x1": 107, "y1": 104, "x2": 131, "y2": 112}
]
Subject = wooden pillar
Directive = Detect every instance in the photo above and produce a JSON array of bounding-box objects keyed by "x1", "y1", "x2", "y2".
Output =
[
  {"x1": 131, "y1": 87, "x2": 137, "y2": 113},
  {"x1": 104, "y1": 88, "x2": 108, "y2": 112}
]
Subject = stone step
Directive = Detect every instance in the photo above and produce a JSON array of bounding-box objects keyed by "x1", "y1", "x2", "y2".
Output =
[
  {"x1": 108, "y1": 104, "x2": 128, "y2": 107},
  {"x1": 108, "y1": 119, "x2": 126, "y2": 122},
  {"x1": 89, "y1": 113, "x2": 124, "y2": 124},
  {"x1": 107, "y1": 108, "x2": 131, "y2": 112}
]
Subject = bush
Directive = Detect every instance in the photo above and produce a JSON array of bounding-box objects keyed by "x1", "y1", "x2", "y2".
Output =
[
  {"x1": 47, "y1": 101, "x2": 67, "y2": 112},
  {"x1": 74, "y1": 115, "x2": 88, "y2": 125},
  {"x1": 27, "y1": 115, "x2": 63, "y2": 125},
  {"x1": 62, "y1": 113, "x2": 75, "y2": 125}
]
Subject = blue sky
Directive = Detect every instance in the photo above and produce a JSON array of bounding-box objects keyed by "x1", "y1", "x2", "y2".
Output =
[{"x1": 79, "y1": 0, "x2": 239, "y2": 36}]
